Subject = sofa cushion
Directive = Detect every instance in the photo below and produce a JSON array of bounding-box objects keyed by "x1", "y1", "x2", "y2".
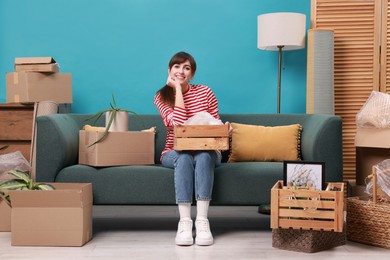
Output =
[
  {"x1": 228, "y1": 123, "x2": 302, "y2": 162},
  {"x1": 56, "y1": 164, "x2": 176, "y2": 204},
  {"x1": 213, "y1": 162, "x2": 283, "y2": 204}
]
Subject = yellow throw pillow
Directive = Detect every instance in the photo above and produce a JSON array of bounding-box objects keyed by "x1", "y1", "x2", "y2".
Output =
[{"x1": 228, "y1": 123, "x2": 302, "y2": 162}]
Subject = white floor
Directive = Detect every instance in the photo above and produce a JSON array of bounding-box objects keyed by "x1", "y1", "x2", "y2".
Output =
[{"x1": 1, "y1": 206, "x2": 390, "y2": 260}]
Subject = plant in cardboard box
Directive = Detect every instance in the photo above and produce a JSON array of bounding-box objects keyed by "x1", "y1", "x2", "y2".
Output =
[
  {"x1": 83, "y1": 94, "x2": 144, "y2": 146},
  {"x1": 0, "y1": 169, "x2": 55, "y2": 231},
  {"x1": 0, "y1": 170, "x2": 55, "y2": 195}
]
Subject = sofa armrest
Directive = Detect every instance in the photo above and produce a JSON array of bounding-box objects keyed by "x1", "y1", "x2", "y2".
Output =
[
  {"x1": 36, "y1": 114, "x2": 81, "y2": 182},
  {"x1": 301, "y1": 115, "x2": 343, "y2": 182}
]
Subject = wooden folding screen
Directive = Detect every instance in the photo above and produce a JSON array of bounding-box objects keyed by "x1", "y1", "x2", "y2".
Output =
[{"x1": 311, "y1": 0, "x2": 382, "y2": 180}]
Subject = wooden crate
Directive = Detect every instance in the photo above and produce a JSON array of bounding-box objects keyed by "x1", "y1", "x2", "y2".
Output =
[
  {"x1": 174, "y1": 125, "x2": 229, "y2": 151},
  {"x1": 271, "y1": 180, "x2": 344, "y2": 232}
]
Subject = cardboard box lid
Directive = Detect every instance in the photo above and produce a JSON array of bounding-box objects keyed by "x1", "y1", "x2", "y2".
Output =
[
  {"x1": 9, "y1": 183, "x2": 92, "y2": 208},
  {"x1": 15, "y1": 57, "x2": 56, "y2": 65},
  {"x1": 355, "y1": 128, "x2": 390, "y2": 148}
]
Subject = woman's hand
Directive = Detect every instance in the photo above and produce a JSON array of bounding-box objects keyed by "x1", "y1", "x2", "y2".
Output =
[
  {"x1": 166, "y1": 76, "x2": 181, "y2": 90},
  {"x1": 167, "y1": 75, "x2": 185, "y2": 108},
  {"x1": 225, "y1": 121, "x2": 233, "y2": 136}
]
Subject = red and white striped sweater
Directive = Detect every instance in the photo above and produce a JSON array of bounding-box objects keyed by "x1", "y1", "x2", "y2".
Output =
[{"x1": 154, "y1": 84, "x2": 220, "y2": 161}]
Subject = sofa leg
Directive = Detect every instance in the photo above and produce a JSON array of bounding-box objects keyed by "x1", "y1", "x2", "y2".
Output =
[{"x1": 258, "y1": 204, "x2": 270, "y2": 215}]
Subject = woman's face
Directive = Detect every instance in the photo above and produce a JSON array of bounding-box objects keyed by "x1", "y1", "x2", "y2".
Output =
[{"x1": 168, "y1": 60, "x2": 193, "y2": 86}]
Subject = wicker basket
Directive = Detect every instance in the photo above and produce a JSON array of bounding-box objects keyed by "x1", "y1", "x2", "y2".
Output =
[
  {"x1": 347, "y1": 167, "x2": 390, "y2": 249},
  {"x1": 272, "y1": 228, "x2": 346, "y2": 253}
]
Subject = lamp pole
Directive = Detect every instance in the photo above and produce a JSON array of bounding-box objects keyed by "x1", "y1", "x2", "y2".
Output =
[
  {"x1": 277, "y1": 45, "x2": 284, "y2": 114},
  {"x1": 257, "y1": 12, "x2": 306, "y2": 114}
]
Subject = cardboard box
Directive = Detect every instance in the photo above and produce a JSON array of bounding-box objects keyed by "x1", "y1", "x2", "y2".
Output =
[
  {"x1": 6, "y1": 72, "x2": 72, "y2": 103},
  {"x1": 174, "y1": 125, "x2": 229, "y2": 151},
  {"x1": 355, "y1": 128, "x2": 390, "y2": 148},
  {"x1": 10, "y1": 183, "x2": 92, "y2": 246},
  {"x1": 0, "y1": 199, "x2": 11, "y2": 232},
  {"x1": 14, "y1": 57, "x2": 59, "y2": 72},
  {"x1": 79, "y1": 130, "x2": 155, "y2": 167},
  {"x1": 355, "y1": 128, "x2": 390, "y2": 185}
]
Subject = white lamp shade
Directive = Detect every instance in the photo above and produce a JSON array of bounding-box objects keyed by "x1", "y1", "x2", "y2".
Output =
[{"x1": 258, "y1": 12, "x2": 306, "y2": 51}]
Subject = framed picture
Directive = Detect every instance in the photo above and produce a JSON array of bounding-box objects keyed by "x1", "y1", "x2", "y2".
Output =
[{"x1": 283, "y1": 161, "x2": 325, "y2": 190}]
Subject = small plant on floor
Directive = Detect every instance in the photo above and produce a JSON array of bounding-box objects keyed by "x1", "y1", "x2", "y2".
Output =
[
  {"x1": 0, "y1": 170, "x2": 55, "y2": 192},
  {"x1": 83, "y1": 94, "x2": 144, "y2": 146}
]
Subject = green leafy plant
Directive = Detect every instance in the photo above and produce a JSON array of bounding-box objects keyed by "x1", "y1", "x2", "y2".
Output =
[
  {"x1": 83, "y1": 94, "x2": 144, "y2": 146},
  {"x1": 0, "y1": 170, "x2": 55, "y2": 194},
  {"x1": 0, "y1": 145, "x2": 9, "y2": 151}
]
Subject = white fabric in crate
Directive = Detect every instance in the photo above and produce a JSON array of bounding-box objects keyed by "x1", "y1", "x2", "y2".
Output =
[
  {"x1": 184, "y1": 111, "x2": 223, "y2": 125},
  {"x1": 356, "y1": 91, "x2": 390, "y2": 128}
]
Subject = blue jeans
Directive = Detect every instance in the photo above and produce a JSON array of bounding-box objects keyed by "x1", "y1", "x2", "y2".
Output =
[{"x1": 162, "y1": 150, "x2": 222, "y2": 204}]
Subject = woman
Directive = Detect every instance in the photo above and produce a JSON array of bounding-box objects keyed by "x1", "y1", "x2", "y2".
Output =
[{"x1": 154, "y1": 51, "x2": 222, "y2": 246}]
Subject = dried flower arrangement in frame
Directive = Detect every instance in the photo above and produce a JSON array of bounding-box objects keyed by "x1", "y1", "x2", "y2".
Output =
[{"x1": 283, "y1": 160, "x2": 325, "y2": 190}]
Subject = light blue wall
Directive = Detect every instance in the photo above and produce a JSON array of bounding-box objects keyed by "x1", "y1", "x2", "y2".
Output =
[{"x1": 0, "y1": 0, "x2": 310, "y2": 114}]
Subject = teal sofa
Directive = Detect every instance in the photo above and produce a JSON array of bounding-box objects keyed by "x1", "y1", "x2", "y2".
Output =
[{"x1": 35, "y1": 113, "x2": 343, "y2": 205}]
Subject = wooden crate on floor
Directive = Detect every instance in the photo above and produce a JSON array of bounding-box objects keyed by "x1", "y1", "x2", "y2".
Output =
[
  {"x1": 271, "y1": 180, "x2": 344, "y2": 232},
  {"x1": 271, "y1": 180, "x2": 345, "y2": 253},
  {"x1": 174, "y1": 125, "x2": 229, "y2": 151}
]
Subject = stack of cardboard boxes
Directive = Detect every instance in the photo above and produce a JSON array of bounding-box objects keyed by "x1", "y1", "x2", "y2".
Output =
[
  {"x1": 1, "y1": 58, "x2": 92, "y2": 246},
  {"x1": 6, "y1": 57, "x2": 72, "y2": 104},
  {"x1": 352, "y1": 91, "x2": 390, "y2": 196}
]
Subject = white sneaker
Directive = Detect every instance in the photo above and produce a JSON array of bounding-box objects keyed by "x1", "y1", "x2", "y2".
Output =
[
  {"x1": 195, "y1": 219, "x2": 213, "y2": 246},
  {"x1": 175, "y1": 219, "x2": 193, "y2": 246}
]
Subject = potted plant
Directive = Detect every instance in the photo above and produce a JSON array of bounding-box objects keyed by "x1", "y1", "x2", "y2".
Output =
[{"x1": 83, "y1": 94, "x2": 144, "y2": 146}]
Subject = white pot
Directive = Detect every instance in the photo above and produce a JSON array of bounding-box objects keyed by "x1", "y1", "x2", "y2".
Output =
[{"x1": 105, "y1": 111, "x2": 128, "y2": 132}]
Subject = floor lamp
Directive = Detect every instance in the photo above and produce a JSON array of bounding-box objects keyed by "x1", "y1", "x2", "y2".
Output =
[{"x1": 257, "y1": 12, "x2": 306, "y2": 113}]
